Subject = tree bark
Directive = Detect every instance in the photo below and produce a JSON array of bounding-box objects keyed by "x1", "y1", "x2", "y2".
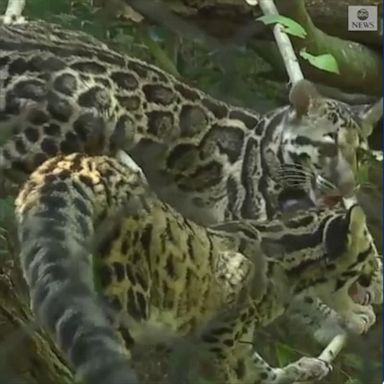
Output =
[{"x1": 116, "y1": 0, "x2": 382, "y2": 95}]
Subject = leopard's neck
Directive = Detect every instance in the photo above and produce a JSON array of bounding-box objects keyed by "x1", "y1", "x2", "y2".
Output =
[{"x1": 0, "y1": 20, "x2": 290, "y2": 223}]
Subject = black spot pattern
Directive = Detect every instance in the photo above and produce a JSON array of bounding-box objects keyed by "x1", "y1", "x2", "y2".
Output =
[
  {"x1": 47, "y1": 91, "x2": 73, "y2": 122},
  {"x1": 110, "y1": 115, "x2": 134, "y2": 151},
  {"x1": 33, "y1": 152, "x2": 48, "y2": 167},
  {"x1": 147, "y1": 111, "x2": 174, "y2": 138},
  {"x1": 71, "y1": 61, "x2": 106, "y2": 74},
  {"x1": 43, "y1": 123, "x2": 61, "y2": 136},
  {"x1": 202, "y1": 97, "x2": 227, "y2": 119},
  {"x1": 112, "y1": 262, "x2": 125, "y2": 282},
  {"x1": 78, "y1": 87, "x2": 110, "y2": 109},
  {"x1": 201, "y1": 124, "x2": 244, "y2": 163},
  {"x1": 24, "y1": 127, "x2": 40, "y2": 143},
  {"x1": 142, "y1": 84, "x2": 175, "y2": 105},
  {"x1": 53, "y1": 73, "x2": 78, "y2": 96},
  {"x1": 28, "y1": 109, "x2": 50, "y2": 125},
  {"x1": 179, "y1": 105, "x2": 208, "y2": 137},
  {"x1": 174, "y1": 83, "x2": 200, "y2": 101},
  {"x1": 41, "y1": 138, "x2": 59, "y2": 156},
  {"x1": 13, "y1": 79, "x2": 46, "y2": 101},
  {"x1": 28, "y1": 55, "x2": 66, "y2": 72},
  {"x1": 73, "y1": 113, "x2": 104, "y2": 144},
  {"x1": 127, "y1": 289, "x2": 143, "y2": 320},
  {"x1": 8, "y1": 57, "x2": 28, "y2": 75},
  {"x1": 229, "y1": 110, "x2": 259, "y2": 130},
  {"x1": 60, "y1": 132, "x2": 82, "y2": 153},
  {"x1": 73, "y1": 197, "x2": 91, "y2": 216},
  {"x1": 111, "y1": 71, "x2": 138, "y2": 90},
  {"x1": 116, "y1": 95, "x2": 141, "y2": 110},
  {"x1": 15, "y1": 138, "x2": 27, "y2": 154}
]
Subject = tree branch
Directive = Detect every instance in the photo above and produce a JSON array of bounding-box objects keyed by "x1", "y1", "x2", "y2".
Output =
[
  {"x1": 2, "y1": 0, "x2": 26, "y2": 24},
  {"x1": 256, "y1": 0, "x2": 303, "y2": 84}
]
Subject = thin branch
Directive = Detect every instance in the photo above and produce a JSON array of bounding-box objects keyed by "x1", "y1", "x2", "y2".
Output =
[
  {"x1": 246, "y1": 0, "x2": 304, "y2": 84},
  {"x1": 244, "y1": 1, "x2": 355, "y2": 382},
  {"x1": 2, "y1": 0, "x2": 26, "y2": 24}
]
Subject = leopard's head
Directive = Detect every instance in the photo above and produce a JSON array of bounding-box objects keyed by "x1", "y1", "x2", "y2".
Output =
[{"x1": 279, "y1": 80, "x2": 382, "y2": 205}]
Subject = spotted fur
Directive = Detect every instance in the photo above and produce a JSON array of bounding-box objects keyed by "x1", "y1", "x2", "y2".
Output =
[
  {"x1": 15, "y1": 153, "x2": 381, "y2": 384},
  {"x1": 1, "y1": 20, "x2": 381, "y2": 225}
]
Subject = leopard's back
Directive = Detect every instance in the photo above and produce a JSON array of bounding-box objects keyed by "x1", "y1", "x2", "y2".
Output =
[{"x1": 1, "y1": 20, "x2": 268, "y2": 224}]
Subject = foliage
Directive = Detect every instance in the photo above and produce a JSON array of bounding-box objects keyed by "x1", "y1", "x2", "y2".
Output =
[
  {"x1": 299, "y1": 48, "x2": 340, "y2": 74},
  {"x1": 257, "y1": 13, "x2": 341, "y2": 75},
  {"x1": 298, "y1": 48, "x2": 339, "y2": 74},
  {"x1": 257, "y1": 14, "x2": 307, "y2": 38}
]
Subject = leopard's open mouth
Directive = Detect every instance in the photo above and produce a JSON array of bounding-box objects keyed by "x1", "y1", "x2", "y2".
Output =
[
  {"x1": 321, "y1": 195, "x2": 343, "y2": 208},
  {"x1": 349, "y1": 281, "x2": 372, "y2": 306}
]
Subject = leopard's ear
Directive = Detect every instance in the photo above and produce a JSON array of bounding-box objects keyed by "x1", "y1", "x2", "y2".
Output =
[
  {"x1": 289, "y1": 79, "x2": 321, "y2": 117},
  {"x1": 323, "y1": 205, "x2": 366, "y2": 261},
  {"x1": 324, "y1": 215, "x2": 348, "y2": 261},
  {"x1": 358, "y1": 98, "x2": 383, "y2": 138}
]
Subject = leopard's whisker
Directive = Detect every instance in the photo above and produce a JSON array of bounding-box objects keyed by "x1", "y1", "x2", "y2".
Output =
[
  {"x1": 279, "y1": 175, "x2": 310, "y2": 184},
  {"x1": 316, "y1": 175, "x2": 338, "y2": 192},
  {"x1": 278, "y1": 164, "x2": 315, "y2": 177}
]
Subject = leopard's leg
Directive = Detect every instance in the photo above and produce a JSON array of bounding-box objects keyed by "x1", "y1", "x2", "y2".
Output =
[
  {"x1": 288, "y1": 293, "x2": 376, "y2": 346},
  {"x1": 327, "y1": 296, "x2": 376, "y2": 335},
  {"x1": 247, "y1": 351, "x2": 331, "y2": 384},
  {"x1": 287, "y1": 295, "x2": 350, "y2": 346},
  {"x1": 198, "y1": 305, "x2": 331, "y2": 384}
]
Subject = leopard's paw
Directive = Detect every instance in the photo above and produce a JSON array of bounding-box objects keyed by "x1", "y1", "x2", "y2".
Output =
[
  {"x1": 276, "y1": 356, "x2": 331, "y2": 383},
  {"x1": 342, "y1": 304, "x2": 376, "y2": 335}
]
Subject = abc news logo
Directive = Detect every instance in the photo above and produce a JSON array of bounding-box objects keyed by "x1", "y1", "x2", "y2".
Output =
[{"x1": 348, "y1": 6, "x2": 379, "y2": 31}]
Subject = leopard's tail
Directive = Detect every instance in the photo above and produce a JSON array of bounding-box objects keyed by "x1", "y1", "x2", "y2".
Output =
[{"x1": 15, "y1": 152, "x2": 145, "y2": 384}]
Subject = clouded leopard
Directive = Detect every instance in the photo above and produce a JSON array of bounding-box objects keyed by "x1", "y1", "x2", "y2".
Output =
[
  {"x1": 15, "y1": 152, "x2": 382, "y2": 384},
  {"x1": 0, "y1": 19, "x2": 382, "y2": 225}
]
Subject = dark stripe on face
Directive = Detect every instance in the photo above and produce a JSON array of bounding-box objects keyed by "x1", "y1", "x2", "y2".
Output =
[
  {"x1": 240, "y1": 137, "x2": 259, "y2": 218},
  {"x1": 347, "y1": 244, "x2": 373, "y2": 270},
  {"x1": 270, "y1": 218, "x2": 327, "y2": 254},
  {"x1": 255, "y1": 111, "x2": 286, "y2": 218},
  {"x1": 295, "y1": 136, "x2": 338, "y2": 158}
]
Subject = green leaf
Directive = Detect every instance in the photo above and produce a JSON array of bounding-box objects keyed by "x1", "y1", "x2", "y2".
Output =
[
  {"x1": 299, "y1": 49, "x2": 340, "y2": 74},
  {"x1": 274, "y1": 342, "x2": 298, "y2": 367},
  {"x1": 257, "y1": 15, "x2": 307, "y2": 39}
]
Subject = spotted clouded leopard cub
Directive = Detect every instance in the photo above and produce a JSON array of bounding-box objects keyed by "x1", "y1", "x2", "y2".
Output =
[
  {"x1": 0, "y1": 20, "x2": 382, "y2": 225},
  {"x1": 15, "y1": 153, "x2": 381, "y2": 384}
]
